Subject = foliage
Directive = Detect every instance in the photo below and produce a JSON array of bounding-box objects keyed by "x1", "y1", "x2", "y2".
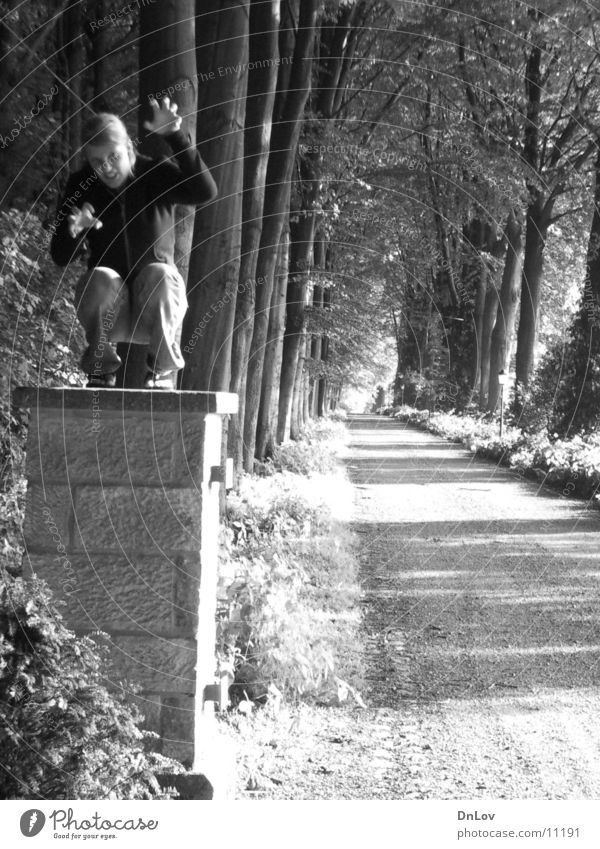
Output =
[
  {"x1": 268, "y1": 418, "x2": 348, "y2": 476},
  {"x1": 0, "y1": 482, "x2": 27, "y2": 579},
  {"x1": 394, "y1": 405, "x2": 600, "y2": 502},
  {"x1": 0, "y1": 209, "x2": 84, "y2": 489},
  {"x1": 0, "y1": 573, "x2": 183, "y2": 799},
  {"x1": 523, "y1": 321, "x2": 600, "y2": 440},
  {"x1": 0, "y1": 209, "x2": 84, "y2": 587},
  {"x1": 218, "y1": 426, "x2": 361, "y2": 705}
]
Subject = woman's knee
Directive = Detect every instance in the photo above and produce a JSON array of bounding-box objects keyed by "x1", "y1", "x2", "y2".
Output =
[
  {"x1": 137, "y1": 263, "x2": 187, "y2": 306},
  {"x1": 76, "y1": 267, "x2": 124, "y2": 309}
]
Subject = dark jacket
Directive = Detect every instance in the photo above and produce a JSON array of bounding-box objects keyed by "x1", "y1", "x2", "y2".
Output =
[{"x1": 50, "y1": 129, "x2": 217, "y2": 281}]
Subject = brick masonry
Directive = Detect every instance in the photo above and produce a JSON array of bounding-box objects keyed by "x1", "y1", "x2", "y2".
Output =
[{"x1": 17, "y1": 388, "x2": 238, "y2": 769}]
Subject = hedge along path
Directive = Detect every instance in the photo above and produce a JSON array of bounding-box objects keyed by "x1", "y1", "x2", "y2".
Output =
[{"x1": 346, "y1": 414, "x2": 600, "y2": 799}]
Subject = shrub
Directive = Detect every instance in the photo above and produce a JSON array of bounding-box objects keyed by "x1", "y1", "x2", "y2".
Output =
[
  {"x1": 270, "y1": 418, "x2": 348, "y2": 476},
  {"x1": 218, "y1": 424, "x2": 361, "y2": 705},
  {"x1": 396, "y1": 406, "x2": 600, "y2": 503},
  {"x1": 0, "y1": 573, "x2": 182, "y2": 799},
  {"x1": 1, "y1": 210, "x2": 84, "y2": 482},
  {"x1": 1, "y1": 210, "x2": 85, "y2": 581},
  {"x1": 521, "y1": 323, "x2": 600, "y2": 439}
]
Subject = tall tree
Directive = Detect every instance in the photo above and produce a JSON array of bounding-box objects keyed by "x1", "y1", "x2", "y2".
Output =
[
  {"x1": 118, "y1": 0, "x2": 198, "y2": 388},
  {"x1": 487, "y1": 212, "x2": 523, "y2": 412},
  {"x1": 181, "y1": 0, "x2": 250, "y2": 392},
  {"x1": 243, "y1": 0, "x2": 318, "y2": 469},
  {"x1": 277, "y1": 1, "x2": 374, "y2": 443},
  {"x1": 256, "y1": 225, "x2": 289, "y2": 457},
  {"x1": 229, "y1": 0, "x2": 280, "y2": 474}
]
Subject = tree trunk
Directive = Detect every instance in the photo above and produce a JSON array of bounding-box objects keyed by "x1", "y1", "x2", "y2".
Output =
[
  {"x1": 310, "y1": 234, "x2": 326, "y2": 417},
  {"x1": 302, "y1": 367, "x2": 311, "y2": 425},
  {"x1": 478, "y1": 269, "x2": 500, "y2": 408},
  {"x1": 64, "y1": 0, "x2": 85, "y2": 167},
  {"x1": 515, "y1": 194, "x2": 553, "y2": 387},
  {"x1": 580, "y1": 149, "x2": 600, "y2": 353},
  {"x1": 229, "y1": 0, "x2": 280, "y2": 474},
  {"x1": 309, "y1": 333, "x2": 321, "y2": 418},
  {"x1": 317, "y1": 285, "x2": 331, "y2": 416},
  {"x1": 513, "y1": 36, "x2": 552, "y2": 390},
  {"x1": 255, "y1": 225, "x2": 289, "y2": 459},
  {"x1": 487, "y1": 213, "x2": 523, "y2": 412},
  {"x1": 470, "y1": 254, "x2": 487, "y2": 395},
  {"x1": 243, "y1": 0, "x2": 318, "y2": 469},
  {"x1": 119, "y1": 0, "x2": 199, "y2": 389},
  {"x1": 317, "y1": 336, "x2": 329, "y2": 417},
  {"x1": 180, "y1": 0, "x2": 249, "y2": 392},
  {"x1": 277, "y1": 209, "x2": 316, "y2": 443},
  {"x1": 290, "y1": 330, "x2": 307, "y2": 440},
  {"x1": 89, "y1": 0, "x2": 110, "y2": 111}
]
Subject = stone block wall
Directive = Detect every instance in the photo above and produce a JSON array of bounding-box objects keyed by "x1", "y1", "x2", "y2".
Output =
[{"x1": 16, "y1": 388, "x2": 237, "y2": 768}]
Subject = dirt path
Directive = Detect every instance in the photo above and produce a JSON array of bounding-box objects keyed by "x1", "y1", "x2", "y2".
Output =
[
  {"x1": 346, "y1": 414, "x2": 600, "y2": 799},
  {"x1": 235, "y1": 415, "x2": 600, "y2": 799}
]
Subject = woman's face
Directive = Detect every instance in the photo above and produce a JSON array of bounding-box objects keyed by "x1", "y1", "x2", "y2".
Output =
[{"x1": 86, "y1": 139, "x2": 134, "y2": 188}]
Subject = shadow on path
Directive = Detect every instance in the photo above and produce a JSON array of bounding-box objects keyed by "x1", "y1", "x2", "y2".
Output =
[{"x1": 346, "y1": 414, "x2": 600, "y2": 703}]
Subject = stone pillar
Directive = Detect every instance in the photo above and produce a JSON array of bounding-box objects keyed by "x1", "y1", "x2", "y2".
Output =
[{"x1": 15, "y1": 388, "x2": 237, "y2": 776}]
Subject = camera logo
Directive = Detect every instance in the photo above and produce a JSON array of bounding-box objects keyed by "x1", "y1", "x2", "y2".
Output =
[{"x1": 20, "y1": 810, "x2": 46, "y2": 837}]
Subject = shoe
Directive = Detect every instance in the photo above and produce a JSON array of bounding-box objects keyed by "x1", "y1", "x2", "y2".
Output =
[
  {"x1": 87, "y1": 372, "x2": 117, "y2": 388},
  {"x1": 143, "y1": 368, "x2": 176, "y2": 390}
]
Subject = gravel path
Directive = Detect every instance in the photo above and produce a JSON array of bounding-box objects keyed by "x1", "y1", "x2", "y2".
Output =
[{"x1": 236, "y1": 414, "x2": 600, "y2": 799}]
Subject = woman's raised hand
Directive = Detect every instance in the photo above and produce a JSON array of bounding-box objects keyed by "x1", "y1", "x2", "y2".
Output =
[{"x1": 144, "y1": 96, "x2": 182, "y2": 136}]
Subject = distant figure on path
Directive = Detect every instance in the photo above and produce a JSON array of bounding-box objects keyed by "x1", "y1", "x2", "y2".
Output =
[{"x1": 50, "y1": 97, "x2": 217, "y2": 389}]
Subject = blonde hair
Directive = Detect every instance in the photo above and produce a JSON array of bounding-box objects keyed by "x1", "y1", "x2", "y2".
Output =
[{"x1": 82, "y1": 112, "x2": 131, "y2": 149}]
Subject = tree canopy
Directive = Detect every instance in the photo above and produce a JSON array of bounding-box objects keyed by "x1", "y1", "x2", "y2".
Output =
[{"x1": 3, "y1": 0, "x2": 600, "y2": 464}]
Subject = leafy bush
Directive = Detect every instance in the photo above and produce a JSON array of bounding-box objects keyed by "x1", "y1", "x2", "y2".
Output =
[
  {"x1": 218, "y1": 425, "x2": 362, "y2": 705},
  {"x1": 395, "y1": 405, "x2": 600, "y2": 502},
  {"x1": 0, "y1": 573, "x2": 182, "y2": 799},
  {"x1": 0, "y1": 481, "x2": 26, "y2": 578},
  {"x1": 269, "y1": 418, "x2": 348, "y2": 475},
  {"x1": 507, "y1": 432, "x2": 600, "y2": 497},
  {"x1": 1, "y1": 210, "x2": 84, "y2": 582},
  {"x1": 393, "y1": 406, "x2": 430, "y2": 426},
  {"x1": 523, "y1": 335, "x2": 600, "y2": 438},
  {"x1": 1, "y1": 209, "x2": 84, "y2": 447}
]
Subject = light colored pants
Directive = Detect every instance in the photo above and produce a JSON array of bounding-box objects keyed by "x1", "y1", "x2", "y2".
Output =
[{"x1": 75, "y1": 263, "x2": 187, "y2": 376}]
